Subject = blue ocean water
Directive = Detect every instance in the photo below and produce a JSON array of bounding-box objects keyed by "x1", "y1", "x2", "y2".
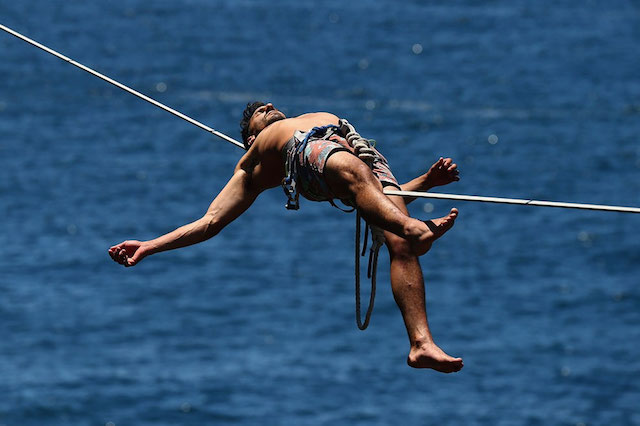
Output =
[{"x1": 1, "y1": 1, "x2": 639, "y2": 425}]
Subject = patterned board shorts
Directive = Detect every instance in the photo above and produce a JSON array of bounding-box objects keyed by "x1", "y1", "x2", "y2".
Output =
[{"x1": 284, "y1": 127, "x2": 400, "y2": 204}]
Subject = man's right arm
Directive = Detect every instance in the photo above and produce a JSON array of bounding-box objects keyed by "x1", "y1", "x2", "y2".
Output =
[
  {"x1": 109, "y1": 152, "x2": 265, "y2": 267},
  {"x1": 398, "y1": 157, "x2": 459, "y2": 205}
]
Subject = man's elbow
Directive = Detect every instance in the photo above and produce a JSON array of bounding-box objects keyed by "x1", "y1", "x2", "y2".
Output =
[{"x1": 201, "y1": 214, "x2": 221, "y2": 239}]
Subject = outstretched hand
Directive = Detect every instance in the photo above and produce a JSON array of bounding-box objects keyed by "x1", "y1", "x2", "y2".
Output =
[
  {"x1": 108, "y1": 240, "x2": 146, "y2": 267},
  {"x1": 425, "y1": 157, "x2": 460, "y2": 188}
]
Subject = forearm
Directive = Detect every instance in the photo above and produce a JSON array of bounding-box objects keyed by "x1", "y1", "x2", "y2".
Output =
[
  {"x1": 401, "y1": 174, "x2": 432, "y2": 193},
  {"x1": 143, "y1": 170, "x2": 260, "y2": 257},
  {"x1": 399, "y1": 174, "x2": 432, "y2": 205},
  {"x1": 143, "y1": 214, "x2": 218, "y2": 256}
]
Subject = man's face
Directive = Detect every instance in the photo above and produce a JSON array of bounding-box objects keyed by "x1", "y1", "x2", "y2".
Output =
[{"x1": 248, "y1": 103, "x2": 286, "y2": 138}]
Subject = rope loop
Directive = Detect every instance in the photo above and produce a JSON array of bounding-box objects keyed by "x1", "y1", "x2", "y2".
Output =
[{"x1": 355, "y1": 211, "x2": 378, "y2": 330}]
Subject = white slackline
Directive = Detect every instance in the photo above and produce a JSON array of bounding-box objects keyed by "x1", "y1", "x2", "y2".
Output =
[
  {"x1": 384, "y1": 190, "x2": 640, "y2": 214},
  {"x1": 4, "y1": 23, "x2": 639, "y2": 215}
]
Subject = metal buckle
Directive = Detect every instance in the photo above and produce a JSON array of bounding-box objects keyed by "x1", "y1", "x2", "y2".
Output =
[{"x1": 282, "y1": 177, "x2": 299, "y2": 210}]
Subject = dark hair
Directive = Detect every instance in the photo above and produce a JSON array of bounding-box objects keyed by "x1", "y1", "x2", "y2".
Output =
[{"x1": 239, "y1": 101, "x2": 265, "y2": 149}]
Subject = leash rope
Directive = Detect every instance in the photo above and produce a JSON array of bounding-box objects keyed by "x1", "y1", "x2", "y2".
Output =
[
  {"x1": 339, "y1": 119, "x2": 385, "y2": 330},
  {"x1": 354, "y1": 211, "x2": 374, "y2": 329},
  {"x1": 354, "y1": 211, "x2": 385, "y2": 330}
]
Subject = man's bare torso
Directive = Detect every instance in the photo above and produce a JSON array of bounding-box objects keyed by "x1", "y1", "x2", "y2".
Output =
[
  {"x1": 255, "y1": 112, "x2": 339, "y2": 151},
  {"x1": 236, "y1": 112, "x2": 340, "y2": 190}
]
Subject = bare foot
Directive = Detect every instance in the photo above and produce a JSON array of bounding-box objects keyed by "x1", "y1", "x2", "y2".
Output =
[
  {"x1": 407, "y1": 342, "x2": 463, "y2": 373},
  {"x1": 407, "y1": 208, "x2": 458, "y2": 256}
]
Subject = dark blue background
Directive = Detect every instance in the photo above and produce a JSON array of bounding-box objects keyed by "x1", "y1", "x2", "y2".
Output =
[{"x1": 1, "y1": 1, "x2": 639, "y2": 425}]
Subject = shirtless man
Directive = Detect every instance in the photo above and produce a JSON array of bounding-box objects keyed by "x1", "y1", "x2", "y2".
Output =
[{"x1": 109, "y1": 102, "x2": 463, "y2": 372}]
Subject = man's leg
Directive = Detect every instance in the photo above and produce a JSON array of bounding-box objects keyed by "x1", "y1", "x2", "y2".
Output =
[
  {"x1": 384, "y1": 194, "x2": 463, "y2": 372},
  {"x1": 324, "y1": 151, "x2": 457, "y2": 256},
  {"x1": 324, "y1": 151, "x2": 462, "y2": 372}
]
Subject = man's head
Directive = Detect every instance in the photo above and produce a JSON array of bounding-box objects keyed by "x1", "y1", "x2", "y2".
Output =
[{"x1": 239, "y1": 101, "x2": 286, "y2": 149}]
